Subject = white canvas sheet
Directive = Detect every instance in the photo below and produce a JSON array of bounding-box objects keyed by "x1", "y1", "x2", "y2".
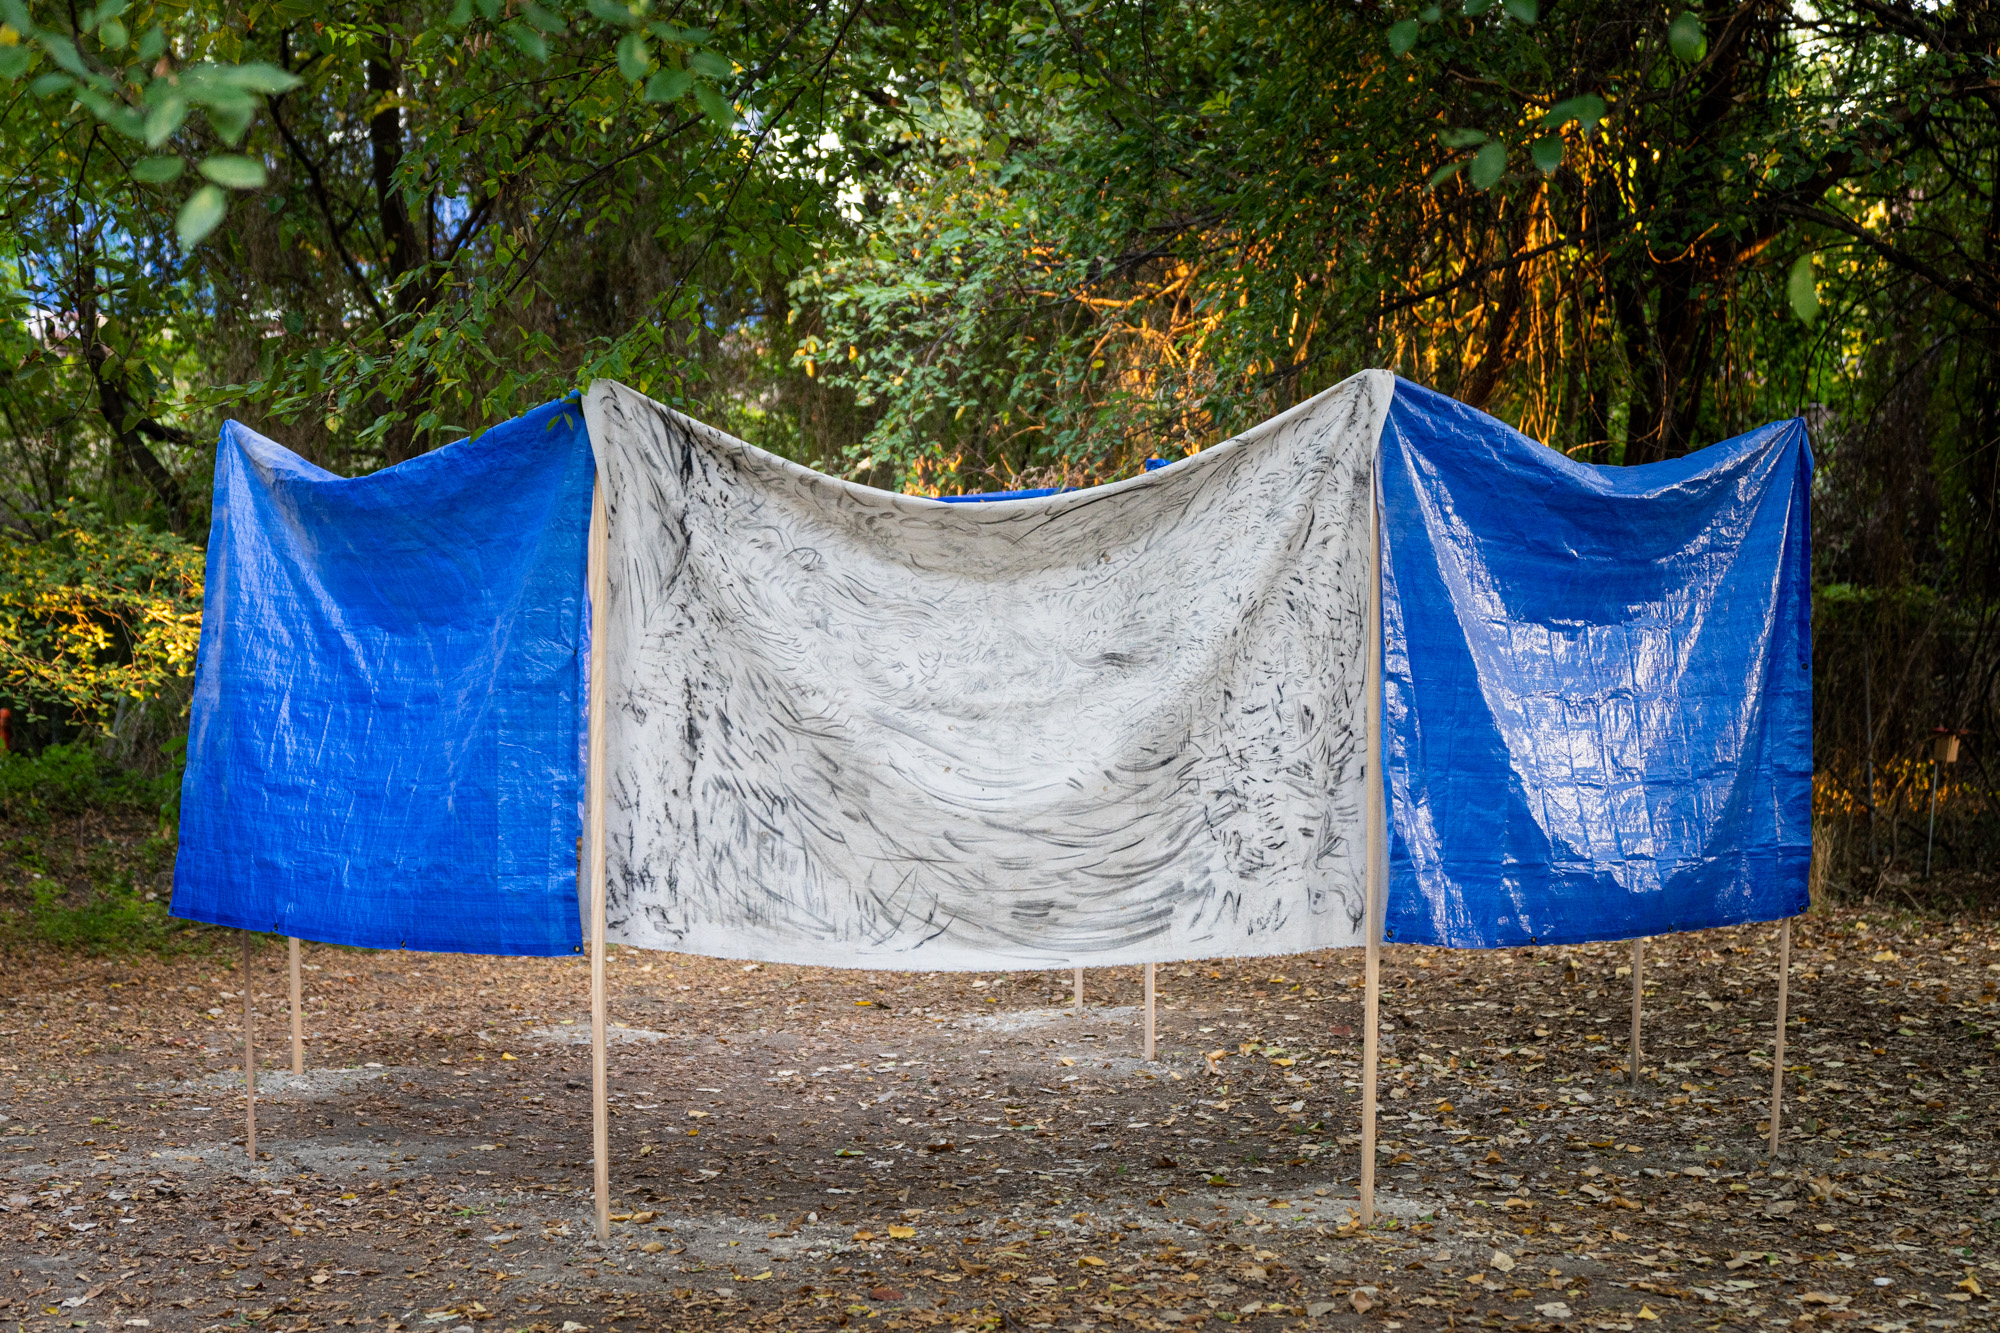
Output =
[{"x1": 583, "y1": 369, "x2": 1391, "y2": 968}]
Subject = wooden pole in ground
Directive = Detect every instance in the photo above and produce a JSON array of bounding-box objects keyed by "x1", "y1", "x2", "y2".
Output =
[
  {"x1": 1768, "y1": 918, "x2": 1793, "y2": 1155},
  {"x1": 1629, "y1": 937, "x2": 1644, "y2": 1089},
  {"x1": 585, "y1": 472, "x2": 613, "y2": 1241},
  {"x1": 1073, "y1": 967, "x2": 1084, "y2": 1015},
  {"x1": 289, "y1": 936, "x2": 304, "y2": 1076},
  {"x1": 1358, "y1": 486, "x2": 1385, "y2": 1228},
  {"x1": 241, "y1": 932, "x2": 257, "y2": 1160},
  {"x1": 1143, "y1": 963, "x2": 1156, "y2": 1061}
]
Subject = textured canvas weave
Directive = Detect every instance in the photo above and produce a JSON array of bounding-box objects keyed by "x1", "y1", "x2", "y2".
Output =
[
  {"x1": 584, "y1": 371, "x2": 1391, "y2": 968},
  {"x1": 171, "y1": 401, "x2": 595, "y2": 955},
  {"x1": 1379, "y1": 379, "x2": 1813, "y2": 948}
]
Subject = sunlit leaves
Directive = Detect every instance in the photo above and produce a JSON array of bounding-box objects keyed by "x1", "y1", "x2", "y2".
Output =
[
  {"x1": 1787, "y1": 254, "x2": 1818, "y2": 323},
  {"x1": 174, "y1": 185, "x2": 227, "y2": 248},
  {"x1": 1669, "y1": 11, "x2": 1705, "y2": 63}
]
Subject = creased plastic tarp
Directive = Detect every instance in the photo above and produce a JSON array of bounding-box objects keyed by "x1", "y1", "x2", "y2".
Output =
[
  {"x1": 582, "y1": 371, "x2": 1391, "y2": 968},
  {"x1": 1380, "y1": 380, "x2": 1812, "y2": 948},
  {"x1": 171, "y1": 401, "x2": 595, "y2": 955}
]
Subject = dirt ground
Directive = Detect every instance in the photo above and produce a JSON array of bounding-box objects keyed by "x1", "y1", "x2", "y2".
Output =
[{"x1": 2, "y1": 909, "x2": 1997, "y2": 1333}]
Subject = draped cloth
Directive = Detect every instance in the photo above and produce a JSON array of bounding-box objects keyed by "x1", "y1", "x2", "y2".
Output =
[
  {"x1": 1379, "y1": 380, "x2": 1813, "y2": 948},
  {"x1": 583, "y1": 371, "x2": 1391, "y2": 968},
  {"x1": 171, "y1": 401, "x2": 595, "y2": 956}
]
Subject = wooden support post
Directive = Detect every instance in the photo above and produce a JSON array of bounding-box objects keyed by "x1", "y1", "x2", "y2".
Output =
[
  {"x1": 1358, "y1": 483, "x2": 1385, "y2": 1228},
  {"x1": 585, "y1": 473, "x2": 613, "y2": 1241},
  {"x1": 1769, "y1": 918, "x2": 1792, "y2": 1156},
  {"x1": 241, "y1": 932, "x2": 257, "y2": 1160},
  {"x1": 1629, "y1": 937, "x2": 1644, "y2": 1089},
  {"x1": 289, "y1": 936, "x2": 305, "y2": 1076},
  {"x1": 1143, "y1": 963, "x2": 1156, "y2": 1061},
  {"x1": 1073, "y1": 967, "x2": 1084, "y2": 1016}
]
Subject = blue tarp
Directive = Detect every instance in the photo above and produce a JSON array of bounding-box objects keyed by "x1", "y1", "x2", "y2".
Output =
[
  {"x1": 1380, "y1": 380, "x2": 1813, "y2": 948},
  {"x1": 171, "y1": 401, "x2": 595, "y2": 955}
]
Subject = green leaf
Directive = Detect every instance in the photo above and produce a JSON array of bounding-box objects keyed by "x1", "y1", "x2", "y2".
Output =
[
  {"x1": 1787, "y1": 253, "x2": 1818, "y2": 323},
  {"x1": 505, "y1": 22, "x2": 549, "y2": 60},
  {"x1": 1462, "y1": 0, "x2": 1494, "y2": 12},
  {"x1": 1541, "y1": 94, "x2": 1607, "y2": 132},
  {"x1": 130, "y1": 155, "x2": 184, "y2": 183},
  {"x1": 39, "y1": 33, "x2": 89, "y2": 77},
  {"x1": 0, "y1": 45, "x2": 34, "y2": 79},
  {"x1": 1531, "y1": 134, "x2": 1563, "y2": 172},
  {"x1": 1502, "y1": 0, "x2": 1537, "y2": 22},
  {"x1": 1426, "y1": 160, "x2": 1466, "y2": 190},
  {"x1": 688, "y1": 48, "x2": 732, "y2": 79},
  {"x1": 693, "y1": 78, "x2": 732, "y2": 128},
  {"x1": 94, "y1": 0, "x2": 130, "y2": 24},
  {"x1": 1418, "y1": 4, "x2": 1441, "y2": 21},
  {"x1": 447, "y1": 0, "x2": 474, "y2": 26},
  {"x1": 476, "y1": 0, "x2": 502, "y2": 18},
  {"x1": 214, "y1": 61, "x2": 303, "y2": 94},
  {"x1": 651, "y1": 23, "x2": 709, "y2": 44},
  {"x1": 135, "y1": 25, "x2": 164, "y2": 60},
  {"x1": 521, "y1": 3, "x2": 567, "y2": 35},
  {"x1": 175, "y1": 183, "x2": 227, "y2": 248},
  {"x1": 98, "y1": 17, "x2": 127, "y2": 48},
  {"x1": 1669, "y1": 12, "x2": 1706, "y2": 63},
  {"x1": 616, "y1": 31, "x2": 649, "y2": 81},
  {"x1": 643, "y1": 66, "x2": 691, "y2": 103},
  {"x1": 30, "y1": 70, "x2": 72, "y2": 96},
  {"x1": 1469, "y1": 140, "x2": 1506, "y2": 189},
  {"x1": 1387, "y1": 19, "x2": 1420, "y2": 55},
  {"x1": 587, "y1": 0, "x2": 640, "y2": 24},
  {"x1": 1439, "y1": 127, "x2": 1488, "y2": 148},
  {"x1": 198, "y1": 154, "x2": 268, "y2": 189}
]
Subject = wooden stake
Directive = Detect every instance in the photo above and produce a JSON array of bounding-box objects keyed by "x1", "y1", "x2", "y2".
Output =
[
  {"x1": 241, "y1": 932, "x2": 257, "y2": 1161},
  {"x1": 585, "y1": 471, "x2": 613, "y2": 1241},
  {"x1": 1073, "y1": 966, "x2": 1084, "y2": 1015},
  {"x1": 1628, "y1": 937, "x2": 1644, "y2": 1089},
  {"x1": 289, "y1": 936, "x2": 305, "y2": 1076},
  {"x1": 1358, "y1": 481, "x2": 1385, "y2": 1228},
  {"x1": 1769, "y1": 918, "x2": 1792, "y2": 1155},
  {"x1": 1143, "y1": 963, "x2": 1156, "y2": 1061}
]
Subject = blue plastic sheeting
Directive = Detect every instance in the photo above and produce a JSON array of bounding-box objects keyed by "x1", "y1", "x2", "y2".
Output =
[
  {"x1": 1380, "y1": 380, "x2": 1812, "y2": 948},
  {"x1": 171, "y1": 401, "x2": 595, "y2": 955}
]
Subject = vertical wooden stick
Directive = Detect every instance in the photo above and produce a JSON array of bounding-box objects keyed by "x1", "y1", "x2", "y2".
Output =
[
  {"x1": 1072, "y1": 967, "x2": 1084, "y2": 1015},
  {"x1": 1359, "y1": 479, "x2": 1385, "y2": 1228},
  {"x1": 1628, "y1": 937, "x2": 1644, "y2": 1089},
  {"x1": 289, "y1": 936, "x2": 304, "y2": 1076},
  {"x1": 1768, "y1": 918, "x2": 1792, "y2": 1156},
  {"x1": 1143, "y1": 963, "x2": 1156, "y2": 1061},
  {"x1": 241, "y1": 932, "x2": 257, "y2": 1160},
  {"x1": 585, "y1": 470, "x2": 613, "y2": 1241}
]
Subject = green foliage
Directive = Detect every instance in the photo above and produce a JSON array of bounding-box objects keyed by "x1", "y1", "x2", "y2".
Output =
[{"x1": 0, "y1": 743, "x2": 180, "y2": 825}]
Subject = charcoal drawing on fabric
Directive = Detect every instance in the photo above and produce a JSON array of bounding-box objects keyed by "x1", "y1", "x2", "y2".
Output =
[{"x1": 583, "y1": 371, "x2": 1391, "y2": 968}]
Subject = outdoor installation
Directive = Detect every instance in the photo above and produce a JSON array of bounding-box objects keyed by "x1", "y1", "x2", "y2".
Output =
[
  {"x1": 579, "y1": 370, "x2": 1394, "y2": 969},
  {"x1": 1377, "y1": 379, "x2": 1813, "y2": 949},
  {"x1": 171, "y1": 399, "x2": 596, "y2": 957}
]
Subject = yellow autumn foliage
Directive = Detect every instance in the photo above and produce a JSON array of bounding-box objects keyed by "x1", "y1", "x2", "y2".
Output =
[{"x1": 0, "y1": 514, "x2": 204, "y2": 730}]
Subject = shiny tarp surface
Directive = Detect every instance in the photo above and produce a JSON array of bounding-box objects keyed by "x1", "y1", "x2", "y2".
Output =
[
  {"x1": 171, "y1": 401, "x2": 594, "y2": 955},
  {"x1": 1379, "y1": 380, "x2": 1813, "y2": 948}
]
